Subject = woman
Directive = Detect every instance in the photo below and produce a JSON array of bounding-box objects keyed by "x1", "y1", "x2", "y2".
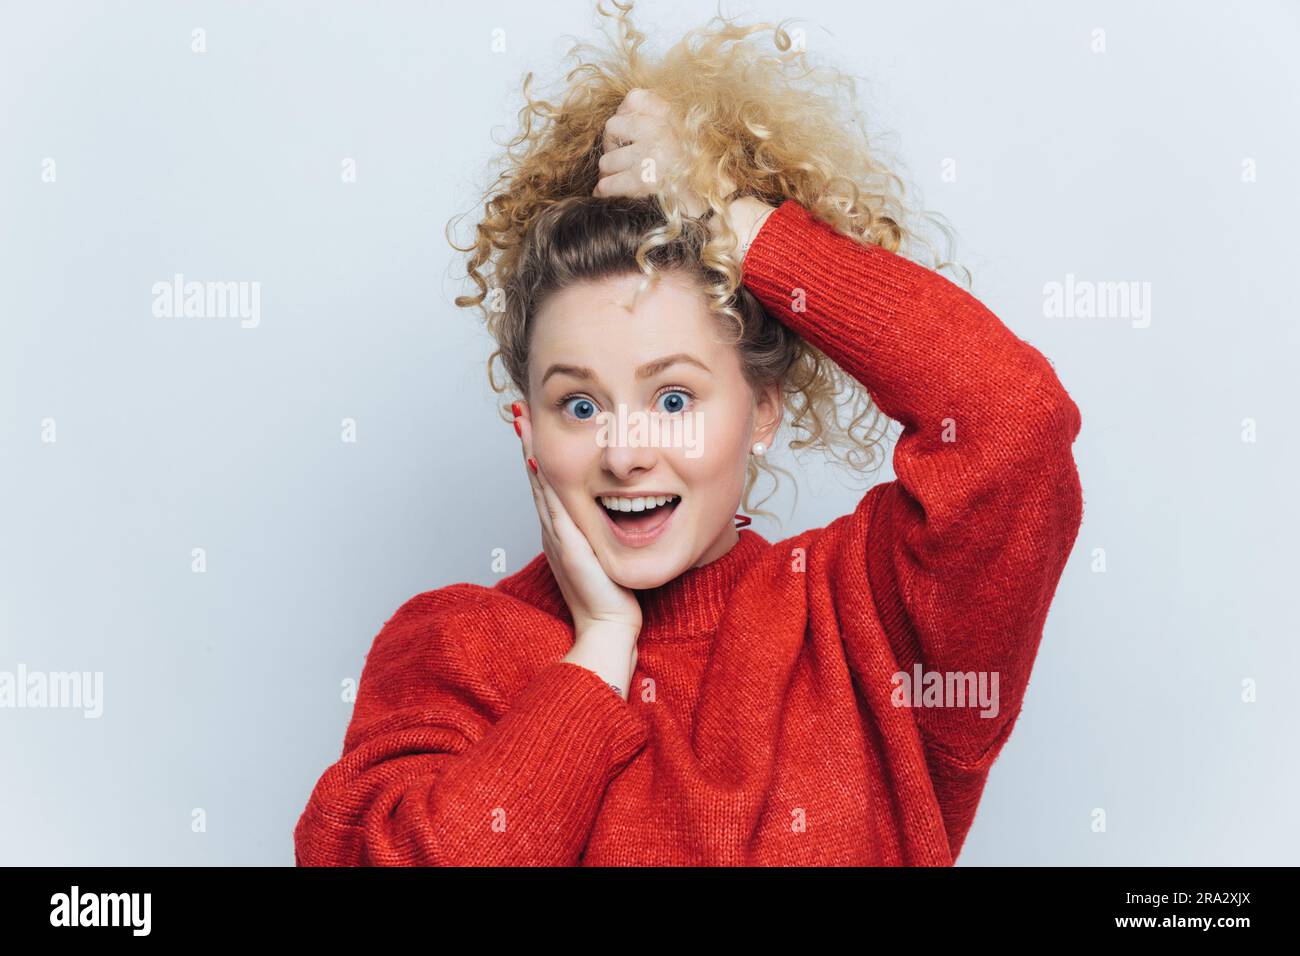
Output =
[{"x1": 294, "y1": 4, "x2": 1083, "y2": 866}]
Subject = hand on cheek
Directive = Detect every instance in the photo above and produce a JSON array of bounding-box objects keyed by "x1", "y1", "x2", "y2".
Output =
[{"x1": 510, "y1": 399, "x2": 643, "y2": 635}]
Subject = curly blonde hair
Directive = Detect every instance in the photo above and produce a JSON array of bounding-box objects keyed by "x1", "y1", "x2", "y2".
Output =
[{"x1": 448, "y1": 0, "x2": 968, "y2": 524}]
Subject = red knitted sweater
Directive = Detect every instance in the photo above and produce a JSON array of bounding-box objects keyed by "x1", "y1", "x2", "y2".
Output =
[{"x1": 294, "y1": 199, "x2": 1084, "y2": 866}]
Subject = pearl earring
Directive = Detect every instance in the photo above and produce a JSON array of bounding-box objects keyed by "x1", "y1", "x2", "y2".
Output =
[{"x1": 751, "y1": 442, "x2": 766, "y2": 456}]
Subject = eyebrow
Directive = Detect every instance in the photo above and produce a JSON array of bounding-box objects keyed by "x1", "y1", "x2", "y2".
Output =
[{"x1": 540, "y1": 352, "x2": 712, "y2": 388}]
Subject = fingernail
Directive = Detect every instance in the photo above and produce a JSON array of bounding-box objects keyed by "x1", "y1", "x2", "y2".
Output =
[
  {"x1": 528, "y1": 457, "x2": 538, "y2": 474},
  {"x1": 511, "y1": 401, "x2": 521, "y2": 417},
  {"x1": 513, "y1": 418, "x2": 521, "y2": 437}
]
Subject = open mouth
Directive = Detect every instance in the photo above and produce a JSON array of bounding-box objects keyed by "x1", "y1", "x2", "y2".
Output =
[{"x1": 597, "y1": 494, "x2": 681, "y2": 540}]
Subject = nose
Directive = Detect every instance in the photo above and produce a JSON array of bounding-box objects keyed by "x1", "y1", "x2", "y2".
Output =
[{"x1": 598, "y1": 417, "x2": 661, "y2": 478}]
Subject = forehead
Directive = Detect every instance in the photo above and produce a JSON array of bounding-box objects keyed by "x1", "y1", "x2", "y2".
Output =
[{"x1": 529, "y1": 271, "x2": 727, "y2": 379}]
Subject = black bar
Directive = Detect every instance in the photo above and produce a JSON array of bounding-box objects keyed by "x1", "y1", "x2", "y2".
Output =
[{"x1": 0, "y1": 866, "x2": 1284, "y2": 941}]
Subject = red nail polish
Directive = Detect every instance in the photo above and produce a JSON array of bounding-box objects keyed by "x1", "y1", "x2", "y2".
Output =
[
  {"x1": 528, "y1": 457, "x2": 538, "y2": 474},
  {"x1": 513, "y1": 418, "x2": 521, "y2": 437},
  {"x1": 511, "y1": 401, "x2": 521, "y2": 417}
]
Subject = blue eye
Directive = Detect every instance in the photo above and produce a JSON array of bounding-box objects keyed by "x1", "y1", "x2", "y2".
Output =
[
  {"x1": 559, "y1": 390, "x2": 693, "y2": 420},
  {"x1": 657, "y1": 390, "x2": 691, "y2": 414},
  {"x1": 563, "y1": 396, "x2": 598, "y2": 420}
]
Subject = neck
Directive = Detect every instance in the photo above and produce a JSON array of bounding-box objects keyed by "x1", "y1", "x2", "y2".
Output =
[
  {"x1": 633, "y1": 528, "x2": 767, "y2": 642},
  {"x1": 693, "y1": 522, "x2": 740, "y2": 568},
  {"x1": 498, "y1": 528, "x2": 770, "y2": 646}
]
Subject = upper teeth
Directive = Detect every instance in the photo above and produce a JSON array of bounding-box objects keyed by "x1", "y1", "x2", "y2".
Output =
[{"x1": 600, "y1": 494, "x2": 678, "y2": 513}]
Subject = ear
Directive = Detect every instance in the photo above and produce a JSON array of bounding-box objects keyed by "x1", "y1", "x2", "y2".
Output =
[{"x1": 753, "y1": 381, "x2": 783, "y2": 449}]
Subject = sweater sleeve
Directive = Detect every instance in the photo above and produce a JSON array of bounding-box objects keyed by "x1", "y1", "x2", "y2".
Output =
[
  {"x1": 741, "y1": 200, "x2": 1083, "y2": 840},
  {"x1": 293, "y1": 587, "x2": 648, "y2": 866}
]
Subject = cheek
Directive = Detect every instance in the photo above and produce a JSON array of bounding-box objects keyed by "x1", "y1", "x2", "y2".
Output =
[
  {"x1": 675, "y1": 424, "x2": 748, "y2": 495},
  {"x1": 536, "y1": 427, "x2": 597, "y2": 503},
  {"x1": 706, "y1": 400, "x2": 753, "y2": 464},
  {"x1": 535, "y1": 421, "x2": 589, "y2": 467}
]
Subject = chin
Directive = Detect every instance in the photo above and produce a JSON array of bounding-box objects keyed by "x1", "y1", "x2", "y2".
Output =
[
  {"x1": 592, "y1": 530, "x2": 696, "y2": 591},
  {"x1": 592, "y1": 538, "x2": 686, "y2": 590},
  {"x1": 598, "y1": 544, "x2": 686, "y2": 591},
  {"x1": 584, "y1": 494, "x2": 690, "y2": 590}
]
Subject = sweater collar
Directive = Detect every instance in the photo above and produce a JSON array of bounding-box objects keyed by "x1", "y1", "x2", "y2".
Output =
[
  {"x1": 633, "y1": 528, "x2": 770, "y2": 641},
  {"x1": 499, "y1": 528, "x2": 770, "y2": 644}
]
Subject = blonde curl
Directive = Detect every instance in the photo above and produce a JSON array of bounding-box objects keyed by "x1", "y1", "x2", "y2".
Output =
[{"x1": 447, "y1": 0, "x2": 970, "y2": 525}]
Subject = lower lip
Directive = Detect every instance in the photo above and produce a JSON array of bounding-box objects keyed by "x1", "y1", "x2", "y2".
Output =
[{"x1": 600, "y1": 500, "x2": 680, "y2": 548}]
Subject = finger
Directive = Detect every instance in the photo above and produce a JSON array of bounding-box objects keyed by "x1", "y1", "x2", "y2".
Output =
[
  {"x1": 530, "y1": 448, "x2": 560, "y2": 522},
  {"x1": 602, "y1": 113, "x2": 637, "y2": 152},
  {"x1": 597, "y1": 143, "x2": 637, "y2": 178},
  {"x1": 529, "y1": 443, "x2": 573, "y2": 537},
  {"x1": 529, "y1": 453, "x2": 589, "y2": 576},
  {"x1": 594, "y1": 168, "x2": 648, "y2": 199},
  {"x1": 617, "y1": 88, "x2": 666, "y2": 117},
  {"x1": 516, "y1": 405, "x2": 605, "y2": 580},
  {"x1": 521, "y1": 424, "x2": 597, "y2": 563},
  {"x1": 517, "y1": 404, "x2": 556, "y2": 540},
  {"x1": 614, "y1": 88, "x2": 646, "y2": 116}
]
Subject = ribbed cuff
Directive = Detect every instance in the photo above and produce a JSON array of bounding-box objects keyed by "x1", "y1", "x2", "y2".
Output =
[
  {"x1": 499, "y1": 661, "x2": 648, "y2": 780},
  {"x1": 742, "y1": 199, "x2": 924, "y2": 348}
]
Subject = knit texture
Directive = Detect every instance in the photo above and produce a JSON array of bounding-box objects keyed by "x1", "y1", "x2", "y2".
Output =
[{"x1": 294, "y1": 199, "x2": 1084, "y2": 866}]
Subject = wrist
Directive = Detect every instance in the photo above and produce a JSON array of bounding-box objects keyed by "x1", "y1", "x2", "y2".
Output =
[
  {"x1": 563, "y1": 626, "x2": 639, "y2": 702},
  {"x1": 708, "y1": 196, "x2": 778, "y2": 262},
  {"x1": 574, "y1": 619, "x2": 640, "y2": 646}
]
